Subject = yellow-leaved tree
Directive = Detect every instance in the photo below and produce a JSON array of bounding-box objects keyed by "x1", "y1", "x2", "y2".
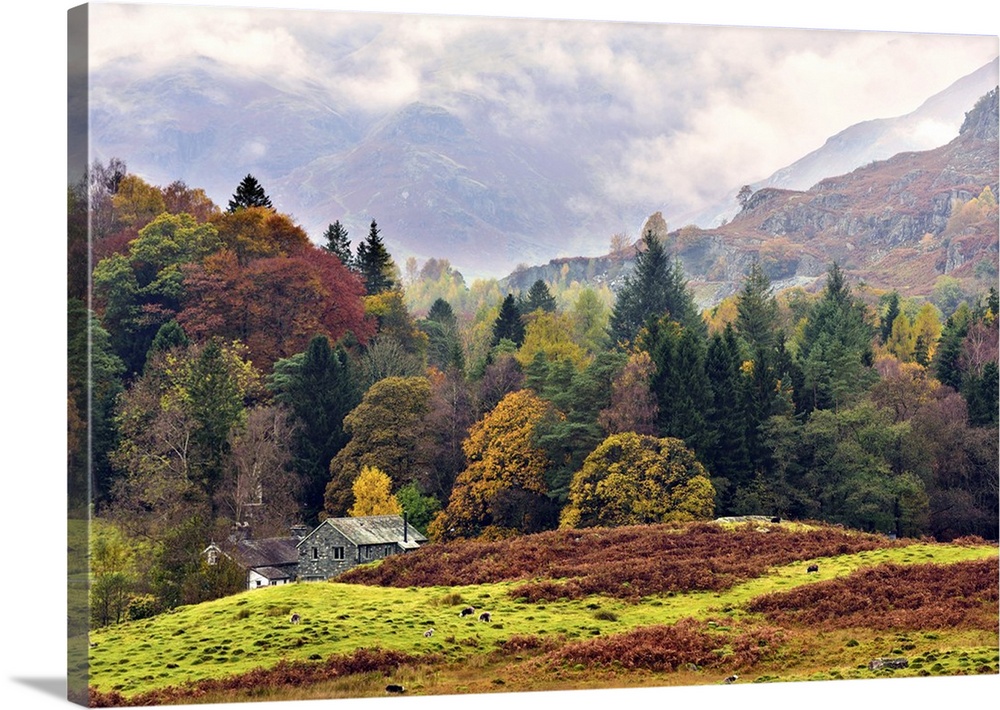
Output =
[
  {"x1": 348, "y1": 466, "x2": 402, "y2": 517},
  {"x1": 560, "y1": 432, "x2": 715, "y2": 528}
]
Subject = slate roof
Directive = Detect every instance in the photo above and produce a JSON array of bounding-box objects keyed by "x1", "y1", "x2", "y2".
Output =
[
  {"x1": 299, "y1": 515, "x2": 428, "y2": 548},
  {"x1": 232, "y1": 537, "x2": 299, "y2": 569},
  {"x1": 254, "y1": 565, "x2": 295, "y2": 581}
]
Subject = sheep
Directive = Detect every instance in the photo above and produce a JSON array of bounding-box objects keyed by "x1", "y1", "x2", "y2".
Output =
[
  {"x1": 770, "y1": 516, "x2": 781, "y2": 524},
  {"x1": 423, "y1": 628, "x2": 434, "y2": 637},
  {"x1": 478, "y1": 611, "x2": 491, "y2": 622},
  {"x1": 723, "y1": 674, "x2": 739, "y2": 684},
  {"x1": 459, "y1": 606, "x2": 475, "y2": 617},
  {"x1": 385, "y1": 684, "x2": 405, "y2": 694},
  {"x1": 807, "y1": 564, "x2": 819, "y2": 573},
  {"x1": 290, "y1": 613, "x2": 301, "y2": 624}
]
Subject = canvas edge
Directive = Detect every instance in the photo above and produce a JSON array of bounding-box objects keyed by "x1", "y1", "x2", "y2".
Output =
[{"x1": 67, "y1": 3, "x2": 91, "y2": 706}]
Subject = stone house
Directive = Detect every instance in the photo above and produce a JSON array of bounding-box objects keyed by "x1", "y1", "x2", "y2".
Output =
[
  {"x1": 295, "y1": 515, "x2": 428, "y2": 581},
  {"x1": 203, "y1": 515, "x2": 426, "y2": 588}
]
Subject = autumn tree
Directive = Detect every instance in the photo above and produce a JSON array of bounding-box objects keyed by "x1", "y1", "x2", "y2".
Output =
[
  {"x1": 886, "y1": 312, "x2": 916, "y2": 362},
  {"x1": 560, "y1": 432, "x2": 715, "y2": 528},
  {"x1": 348, "y1": 466, "x2": 403, "y2": 517},
  {"x1": 162, "y1": 180, "x2": 219, "y2": 221},
  {"x1": 515, "y1": 311, "x2": 591, "y2": 372},
  {"x1": 178, "y1": 247, "x2": 371, "y2": 373},
  {"x1": 216, "y1": 405, "x2": 299, "y2": 537},
  {"x1": 112, "y1": 174, "x2": 166, "y2": 231},
  {"x1": 429, "y1": 390, "x2": 557, "y2": 540},
  {"x1": 598, "y1": 350, "x2": 659, "y2": 435},
  {"x1": 570, "y1": 287, "x2": 611, "y2": 354},
  {"x1": 227, "y1": 174, "x2": 272, "y2": 212},
  {"x1": 324, "y1": 376, "x2": 434, "y2": 516},
  {"x1": 210, "y1": 207, "x2": 311, "y2": 265}
]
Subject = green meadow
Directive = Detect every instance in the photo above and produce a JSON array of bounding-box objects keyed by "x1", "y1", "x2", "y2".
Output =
[{"x1": 88, "y1": 539, "x2": 998, "y2": 701}]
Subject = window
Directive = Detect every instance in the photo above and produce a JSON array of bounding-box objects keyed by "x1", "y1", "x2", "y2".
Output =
[
  {"x1": 206, "y1": 549, "x2": 217, "y2": 565},
  {"x1": 312, "y1": 547, "x2": 318, "y2": 559},
  {"x1": 333, "y1": 547, "x2": 345, "y2": 560}
]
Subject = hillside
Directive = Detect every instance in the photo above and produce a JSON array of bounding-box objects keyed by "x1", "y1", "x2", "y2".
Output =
[
  {"x1": 87, "y1": 520, "x2": 998, "y2": 705},
  {"x1": 508, "y1": 88, "x2": 999, "y2": 306},
  {"x1": 676, "y1": 57, "x2": 1000, "y2": 229}
]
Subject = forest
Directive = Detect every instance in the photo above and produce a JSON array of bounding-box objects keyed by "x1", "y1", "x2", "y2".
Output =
[{"x1": 68, "y1": 162, "x2": 999, "y2": 629}]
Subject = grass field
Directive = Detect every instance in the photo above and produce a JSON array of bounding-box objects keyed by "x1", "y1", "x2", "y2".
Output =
[{"x1": 87, "y1": 522, "x2": 999, "y2": 706}]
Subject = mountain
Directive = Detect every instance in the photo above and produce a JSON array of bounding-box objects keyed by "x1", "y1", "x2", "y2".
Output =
[
  {"x1": 510, "y1": 88, "x2": 999, "y2": 307},
  {"x1": 87, "y1": 50, "x2": 997, "y2": 282},
  {"x1": 676, "y1": 58, "x2": 1000, "y2": 230},
  {"x1": 87, "y1": 57, "x2": 647, "y2": 280}
]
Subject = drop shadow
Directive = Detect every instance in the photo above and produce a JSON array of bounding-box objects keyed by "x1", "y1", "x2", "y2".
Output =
[{"x1": 11, "y1": 677, "x2": 66, "y2": 700}]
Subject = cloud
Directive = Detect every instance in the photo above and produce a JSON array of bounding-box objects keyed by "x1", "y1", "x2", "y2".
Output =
[{"x1": 88, "y1": 4, "x2": 998, "y2": 217}]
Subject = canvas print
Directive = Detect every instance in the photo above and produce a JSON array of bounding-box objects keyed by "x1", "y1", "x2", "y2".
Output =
[{"x1": 67, "y1": 2, "x2": 999, "y2": 707}]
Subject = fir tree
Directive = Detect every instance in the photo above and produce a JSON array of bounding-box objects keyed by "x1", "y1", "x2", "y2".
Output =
[
  {"x1": 796, "y1": 263, "x2": 876, "y2": 413},
  {"x1": 524, "y1": 279, "x2": 557, "y2": 313},
  {"x1": 703, "y1": 324, "x2": 751, "y2": 513},
  {"x1": 355, "y1": 219, "x2": 396, "y2": 295},
  {"x1": 322, "y1": 220, "x2": 353, "y2": 268},
  {"x1": 226, "y1": 174, "x2": 272, "y2": 213},
  {"x1": 641, "y1": 316, "x2": 711, "y2": 454},
  {"x1": 492, "y1": 294, "x2": 526, "y2": 347},
  {"x1": 609, "y1": 229, "x2": 701, "y2": 345},
  {"x1": 880, "y1": 291, "x2": 901, "y2": 345},
  {"x1": 268, "y1": 335, "x2": 360, "y2": 521}
]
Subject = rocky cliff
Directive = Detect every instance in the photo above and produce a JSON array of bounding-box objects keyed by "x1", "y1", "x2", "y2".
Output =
[{"x1": 510, "y1": 88, "x2": 998, "y2": 307}]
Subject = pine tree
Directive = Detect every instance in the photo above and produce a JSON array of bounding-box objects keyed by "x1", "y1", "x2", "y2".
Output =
[
  {"x1": 226, "y1": 174, "x2": 272, "y2": 213},
  {"x1": 641, "y1": 316, "x2": 711, "y2": 454},
  {"x1": 268, "y1": 335, "x2": 359, "y2": 521},
  {"x1": 492, "y1": 294, "x2": 526, "y2": 347},
  {"x1": 421, "y1": 298, "x2": 465, "y2": 372},
  {"x1": 524, "y1": 279, "x2": 557, "y2": 313},
  {"x1": 609, "y1": 229, "x2": 701, "y2": 345},
  {"x1": 735, "y1": 262, "x2": 779, "y2": 353},
  {"x1": 355, "y1": 219, "x2": 396, "y2": 295},
  {"x1": 796, "y1": 263, "x2": 876, "y2": 413},
  {"x1": 703, "y1": 325, "x2": 751, "y2": 513},
  {"x1": 880, "y1": 291, "x2": 901, "y2": 344},
  {"x1": 322, "y1": 220, "x2": 353, "y2": 267}
]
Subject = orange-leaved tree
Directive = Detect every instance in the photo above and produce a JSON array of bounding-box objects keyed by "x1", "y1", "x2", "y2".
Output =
[{"x1": 428, "y1": 389, "x2": 558, "y2": 541}]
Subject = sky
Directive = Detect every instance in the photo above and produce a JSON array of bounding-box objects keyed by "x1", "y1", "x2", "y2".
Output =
[
  {"x1": 3, "y1": 3, "x2": 1000, "y2": 710},
  {"x1": 84, "y1": 2, "x2": 999, "y2": 216}
]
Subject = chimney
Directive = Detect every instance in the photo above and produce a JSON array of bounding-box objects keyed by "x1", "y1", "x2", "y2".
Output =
[{"x1": 403, "y1": 512, "x2": 408, "y2": 543}]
